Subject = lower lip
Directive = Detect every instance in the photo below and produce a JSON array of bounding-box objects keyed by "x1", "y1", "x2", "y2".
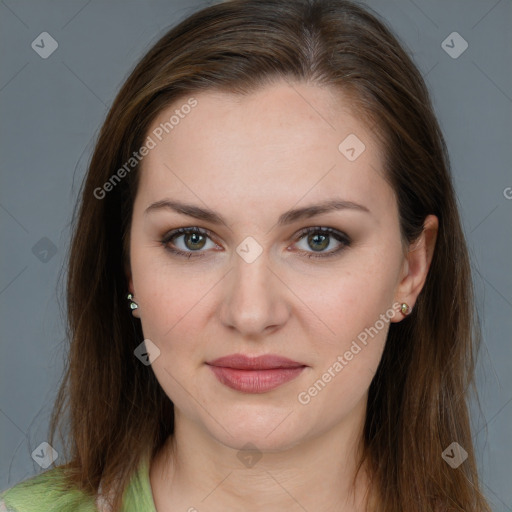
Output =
[{"x1": 207, "y1": 365, "x2": 306, "y2": 393}]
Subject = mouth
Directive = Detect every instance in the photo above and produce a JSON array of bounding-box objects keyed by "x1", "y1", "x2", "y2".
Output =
[{"x1": 205, "y1": 354, "x2": 307, "y2": 393}]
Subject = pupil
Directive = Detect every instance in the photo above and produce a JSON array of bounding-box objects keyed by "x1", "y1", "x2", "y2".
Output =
[
  {"x1": 186, "y1": 233, "x2": 205, "y2": 250},
  {"x1": 309, "y1": 233, "x2": 329, "y2": 251}
]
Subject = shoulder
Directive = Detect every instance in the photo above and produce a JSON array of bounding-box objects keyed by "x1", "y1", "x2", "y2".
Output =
[{"x1": 0, "y1": 466, "x2": 97, "y2": 512}]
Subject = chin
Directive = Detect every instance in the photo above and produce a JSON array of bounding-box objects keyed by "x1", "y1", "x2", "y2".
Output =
[{"x1": 199, "y1": 404, "x2": 313, "y2": 453}]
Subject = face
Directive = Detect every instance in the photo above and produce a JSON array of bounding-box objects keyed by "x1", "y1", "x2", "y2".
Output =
[{"x1": 127, "y1": 80, "x2": 410, "y2": 452}]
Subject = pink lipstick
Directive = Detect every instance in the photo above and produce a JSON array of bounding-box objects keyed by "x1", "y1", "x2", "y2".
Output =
[{"x1": 206, "y1": 354, "x2": 306, "y2": 393}]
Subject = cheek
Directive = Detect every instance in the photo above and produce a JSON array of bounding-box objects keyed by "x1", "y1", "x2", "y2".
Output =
[
  {"x1": 134, "y1": 267, "x2": 212, "y2": 409},
  {"x1": 136, "y1": 268, "x2": 212, "y2": 352},
  {"x1": 301, "y1": 292, "x2": 389, "y2": 402},
  {"x1": 128, "y1": 236, "x2": 210, "y2": 357},
  {"x1": 291, "y1": 247, "x2": 401, "y2": 345},
  {"x1": 293, "y1": 249, "x2": 399, "y2": 400},
  {"x1": 295, "y1": 264, "x2": 395, "y2": 415},
  {"x1": 296, "y1": 334, "x2": 386, "y2": 427}
]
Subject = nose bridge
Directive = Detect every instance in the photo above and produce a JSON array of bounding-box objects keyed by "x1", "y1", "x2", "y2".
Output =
[{"x1": 220, "y1": 244, "x2": 288, "y2": 335}]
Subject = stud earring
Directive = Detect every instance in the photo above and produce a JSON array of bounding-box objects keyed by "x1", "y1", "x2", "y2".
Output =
[
  {"x1": 401, "y1": 303, "x2": 411, "y2": 316},
  {"x1": 126, "y1": 293, "x2": 138, "y2": 310}
]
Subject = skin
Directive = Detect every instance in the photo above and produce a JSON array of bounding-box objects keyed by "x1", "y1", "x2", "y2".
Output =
[{"x1": 125, "y1": 80, "x2": 438, "y2": 512}]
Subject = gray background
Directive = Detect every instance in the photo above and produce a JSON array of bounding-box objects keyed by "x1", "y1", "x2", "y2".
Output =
[{"x1": 0, "y1": 0, "x2": 511, "y2": 510}]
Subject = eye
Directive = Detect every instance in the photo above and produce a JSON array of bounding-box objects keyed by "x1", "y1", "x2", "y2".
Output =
[
  {"x1": 291, "y1": 227, "x2": 351, "y2": 258},
  {"x1": 161, "y1": 226, "x2": 351, "y2": 260},
  {"x1": 161, "y1": 227, "x2": 219, "y2": 258}
]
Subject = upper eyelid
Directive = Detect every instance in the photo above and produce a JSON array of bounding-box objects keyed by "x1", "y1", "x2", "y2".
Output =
[
  {"x1": 294, "y1": 226, "x2": 349, "y2": 240},
  {"x1": 162, "y1": 226, "x2": 219, "y2": 244}
]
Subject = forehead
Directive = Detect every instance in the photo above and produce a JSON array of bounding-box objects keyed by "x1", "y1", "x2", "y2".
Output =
[{"x1": 136, "y1": 81, "x2": 395, "y2": 221}]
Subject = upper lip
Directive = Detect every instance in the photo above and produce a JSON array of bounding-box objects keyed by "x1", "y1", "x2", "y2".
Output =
[{"x1": 206, "y1": 354, "x2": 306, "y2": 370}]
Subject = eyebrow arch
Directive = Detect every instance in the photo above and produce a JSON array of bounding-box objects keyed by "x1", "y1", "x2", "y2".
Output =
[{"x1": 144, "y1": 198, "x2": 370, "y2": 226}]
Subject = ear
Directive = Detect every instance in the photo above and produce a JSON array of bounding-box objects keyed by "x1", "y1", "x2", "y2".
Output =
[
  {"x1": 124, "y1": 260, "x2": 140, "y2": 318},
  {"x1": 391, "y1": 214, "x2": 438, "y2": 322}
]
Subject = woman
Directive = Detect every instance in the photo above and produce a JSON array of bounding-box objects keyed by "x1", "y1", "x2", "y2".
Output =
[{"x1": 0, "y1": 0, "x2": 492, "y2": 510}]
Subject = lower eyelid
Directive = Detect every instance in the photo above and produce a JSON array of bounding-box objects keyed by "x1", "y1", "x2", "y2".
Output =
[{"x1": 294, "y1": 237, "x2": 350, "y2": 258}]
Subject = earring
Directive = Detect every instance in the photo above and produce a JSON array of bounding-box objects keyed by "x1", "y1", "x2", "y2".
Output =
[
  {"x1": 401, "y1": 303, "x2": 411, "y2": 316},
  {"x1": 126, "y1": 293, "x2": 138, "y2": 310}
]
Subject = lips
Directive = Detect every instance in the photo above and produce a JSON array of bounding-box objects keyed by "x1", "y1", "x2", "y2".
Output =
[
  {"x1": 206, "y1": 354, "x2": 307, "y2": 393},
  {"x1": 207, "y1": 354, "x2": 305, "y2": 370}
]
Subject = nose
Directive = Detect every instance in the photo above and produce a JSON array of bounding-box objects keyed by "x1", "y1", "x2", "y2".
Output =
[{"x1": 219, "y1": 250, "x2": 291, "y2": 338}]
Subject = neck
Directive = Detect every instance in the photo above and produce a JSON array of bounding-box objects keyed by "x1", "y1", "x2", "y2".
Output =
[{"x1": 150, "y1": 399, "x2": 371, "y2": 512}]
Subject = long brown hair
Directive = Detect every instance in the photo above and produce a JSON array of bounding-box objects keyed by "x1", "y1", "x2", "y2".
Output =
[{"x1": 47, "y1": 1, "x2": 491, "y2": 510}]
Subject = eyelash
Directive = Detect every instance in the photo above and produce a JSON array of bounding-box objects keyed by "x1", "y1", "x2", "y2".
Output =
[{"x1": 160, "y1": 226, "x2": 351, "y2": 260}]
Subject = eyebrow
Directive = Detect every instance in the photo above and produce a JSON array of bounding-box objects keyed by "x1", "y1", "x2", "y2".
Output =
[{"x1": 144, "y1": 198, "x2": 370, "y2": 227}]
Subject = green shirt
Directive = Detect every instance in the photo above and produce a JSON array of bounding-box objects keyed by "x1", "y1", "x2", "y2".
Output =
[{"x1": 0, "y1": 454, "x2": 157, "y2": 512}]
